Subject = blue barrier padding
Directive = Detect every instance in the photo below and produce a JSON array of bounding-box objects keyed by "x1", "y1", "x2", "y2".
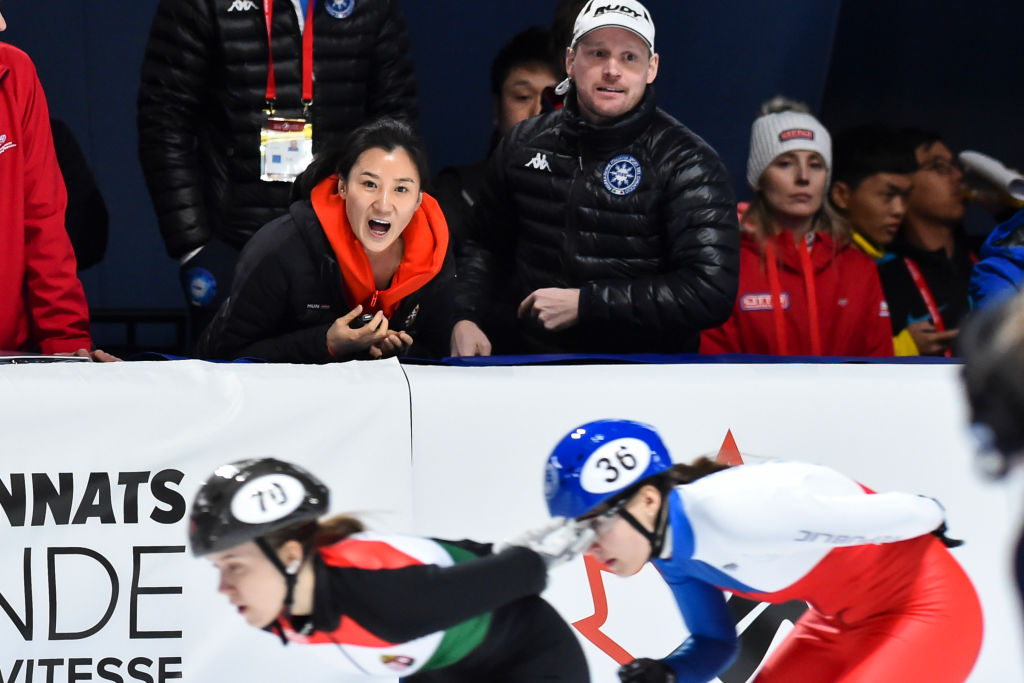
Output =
[
  {"x1": 118, "y1": 351, "x2": 963, "y2": 366},
  {"x1": 413, "y1": 353, "x2": 963, "y2": 367}
]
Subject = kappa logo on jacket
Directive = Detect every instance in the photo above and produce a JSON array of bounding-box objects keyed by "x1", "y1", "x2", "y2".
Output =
[
  {"x1": 0, "y1": 134, "x2": 16, "y2": 156},
  {"x1": 740, "y1": 292, "x2": 790, "y2": 311},
  {"x1": 524, "y1": 152, "x2": 552, "y2": 172},
  {"x1": 227, "y1": 0, "x2": 259, "y2": 12}
]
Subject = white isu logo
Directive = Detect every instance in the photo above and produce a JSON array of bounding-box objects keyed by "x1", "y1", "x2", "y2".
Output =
[
  {"x1": 524, "y1": 152, "x2": 551, "y2": 172},
  {"x1": 227, "y1": 0, "x2": 259, "y2": 11},
  {"x1": 0, "y1": 134, "x2": 16, "y2": 156}
]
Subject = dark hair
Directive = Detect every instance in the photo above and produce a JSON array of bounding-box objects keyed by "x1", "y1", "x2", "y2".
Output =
[
  {"x1": 490, "y1": 26, "x2": 557, "y2": 96},
  {"x1": 644, "y1": 458, "x2": 732, "y2": 498},
  {"x1": 831, "y1": 124, "x2": 918, "y2": 190},
  {"x1": 898, "y1": 126, "x2": 945, "y2": 163},
  {"x1": 590, "y1": 458, "x2": 730, "y2": 515},
  {"x1": 550, "y1": 0, "x2": 589, "y2": 76},
  {"x1": 262, "y1": 514, "x2": 366, "y2": 561},
  {"x1": 292, "y1": 117, "x2": 429, "y2": 201},
  {"x1": 960, "y1": 295, "x2": 1024, "y2": 473}
]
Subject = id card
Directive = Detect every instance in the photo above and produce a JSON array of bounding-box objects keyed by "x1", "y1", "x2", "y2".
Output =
[{"x1": 260, "y1": 117, "x2": 314, "y2": 182}]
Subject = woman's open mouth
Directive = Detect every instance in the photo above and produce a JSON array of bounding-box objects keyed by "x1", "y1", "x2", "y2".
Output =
[{"x1": 368, "y1": 219, "x2": 391, "y2": 237}]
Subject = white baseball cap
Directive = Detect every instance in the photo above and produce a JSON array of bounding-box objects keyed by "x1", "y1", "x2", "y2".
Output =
[{"x1": 571, "y1": 0, "x2": 655, "y2": 52}]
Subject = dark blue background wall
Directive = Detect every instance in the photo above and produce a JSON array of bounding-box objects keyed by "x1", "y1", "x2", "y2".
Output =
[
  {"x1": 819, "y1": 0, "x2": 1024, "y2": 236},
  {"x1": 14, "y1": 0, "x2": 1014, "y2": 322}
]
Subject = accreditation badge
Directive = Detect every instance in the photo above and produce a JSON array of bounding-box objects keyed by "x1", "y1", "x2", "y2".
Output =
[{"x1": 260, "y1": 117, "x2": 314, "y2": 182}]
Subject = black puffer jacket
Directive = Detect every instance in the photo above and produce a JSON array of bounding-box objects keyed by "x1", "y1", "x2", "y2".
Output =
[
  {"x1": 138, "y1": 0, "x2": 417, "y2": 259},
  {"x1": 196, "y1": 200, "x2": 459, "y2": 363},
  {"x1": 459, "y1": 86, "x2": 740, "y2": 354}
]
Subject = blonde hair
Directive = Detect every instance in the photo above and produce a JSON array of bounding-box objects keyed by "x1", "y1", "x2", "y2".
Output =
[{"x1": 742, "y1": 195, "x2": 847, "y2": 246}]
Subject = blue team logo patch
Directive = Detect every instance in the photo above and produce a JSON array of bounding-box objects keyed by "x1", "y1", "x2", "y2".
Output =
[
  {"x1": 183, "y1": 267, "x2": 217, "y2": 307},
  {"x1": 325, "y1": 0, "x2": 355, "y2": 19},
  {"x1": 603, "y1": 154, "x2": 642, "y2": 196}
]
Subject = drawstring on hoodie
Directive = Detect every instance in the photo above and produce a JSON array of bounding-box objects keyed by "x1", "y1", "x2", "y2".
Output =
[
  {"x1": 797, "y1": 237, "x2": 823, "y2": 355},
  {"x1": 764, "y1": 233, "x2": 822, "y2": 356},
  {"x1": 764, "y1": 239, "x2": 789, "y2": 355}
]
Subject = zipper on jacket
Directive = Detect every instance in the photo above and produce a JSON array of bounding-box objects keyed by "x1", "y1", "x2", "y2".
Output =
[{"x1": 563, "y1": 140, "x2": 587, "y2": 283}]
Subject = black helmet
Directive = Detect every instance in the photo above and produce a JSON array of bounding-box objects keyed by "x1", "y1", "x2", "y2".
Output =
[{"x1": 189, "y1": 458, "x2": 329, "y2": 557}]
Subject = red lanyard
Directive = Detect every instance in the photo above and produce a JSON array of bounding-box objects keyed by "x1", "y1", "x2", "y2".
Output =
[
  {"x1": 764, "y1": 239, "x2": 789, "y2": 356},
  {"x1": 764, "y1": 234, "x2": 822, "y2": 356},
  {"x1": 263, "y1": 0, "x2": 315, "y2": 112},
  {"x1": 797, "y1": 237, "x2": 822, "y2": 356},
  {"x1": 902, "y1": 257, "x2": 952, "y2": 358}
]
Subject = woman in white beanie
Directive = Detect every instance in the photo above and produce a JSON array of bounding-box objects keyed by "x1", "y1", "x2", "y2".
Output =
[{"x1": 702, "y1": 98, "x2": 894, "y2": 357}]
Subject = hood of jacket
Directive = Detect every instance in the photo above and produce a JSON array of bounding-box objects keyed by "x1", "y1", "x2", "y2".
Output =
[
  {"x1": 739, "y1": 223, "x2": 843, "y2": 276},
  {"x1": 311, "y1": 175, "x2": 449, "y2": 318}
]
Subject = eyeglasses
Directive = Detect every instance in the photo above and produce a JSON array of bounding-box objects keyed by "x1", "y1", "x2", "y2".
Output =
[
  {"x1": 918, "y1": 158, "x2": 963, "y2": 176},
  {"x1": 583, "y1": 498, "x2": 628, "y2": 536}
]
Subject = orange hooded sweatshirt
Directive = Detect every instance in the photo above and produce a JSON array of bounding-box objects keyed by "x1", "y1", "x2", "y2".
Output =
[{"x1": 311, "y1": 175, "x2": 449, "y2": 318}]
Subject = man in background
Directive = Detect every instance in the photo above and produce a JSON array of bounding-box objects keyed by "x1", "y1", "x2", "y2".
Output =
[
  {"x1": 432, "y1": 25, "x2": 558, "y2": 253},
  {"x1": 876, "y1": 129, "x2": 973, "y2": 356},
  {"x1": 829, "y1": 123, "x2": 919, "y2": 355},
  {"x1": 451, "y1": 0, "x2": 739, "y2": 356}
]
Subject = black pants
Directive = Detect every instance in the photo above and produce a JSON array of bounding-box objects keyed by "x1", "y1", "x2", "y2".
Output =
[{"x1": 405, "y1": 596, "x2": 588, "y2": 682}]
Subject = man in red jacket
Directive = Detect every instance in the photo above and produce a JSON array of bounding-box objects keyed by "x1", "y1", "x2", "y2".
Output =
[{"x1": 0, "y1": 10, "x2": 93, "y2": 356}]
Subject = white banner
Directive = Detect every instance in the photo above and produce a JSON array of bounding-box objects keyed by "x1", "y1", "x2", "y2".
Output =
[
  {"x1": 1, "y1": 360, "x2": 413, "y2": 683},
  {"x1": 405, "y1": 362, "x2": 1023, "y2": 683},
  {"x1": 0, "y1": 360, "x2": 1019, "y2": 682}
]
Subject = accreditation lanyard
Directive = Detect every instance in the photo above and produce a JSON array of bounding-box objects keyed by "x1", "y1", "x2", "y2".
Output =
[
  {"x1": 902, "y1": 257, "x2": 952, "y2": 358},
  {"x1": 263, "y1": 0, "x2": 315, "y2": 113},
  {"x1": 765, "y1": 234, "x2": 822, "y2": 356}
]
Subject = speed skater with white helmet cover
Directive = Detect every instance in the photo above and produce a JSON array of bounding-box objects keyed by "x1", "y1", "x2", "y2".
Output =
[
  {"x1": 544, "y1": 419, "x2": 983, "y2": 683},
  {"x1": 189, "y1": 458, "x2": 589, "y2": 681}
]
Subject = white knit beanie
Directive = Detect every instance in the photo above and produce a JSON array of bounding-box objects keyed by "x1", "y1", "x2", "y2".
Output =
[{"x1": 746, "y1": 110, "x2": 832, "y2": 189}]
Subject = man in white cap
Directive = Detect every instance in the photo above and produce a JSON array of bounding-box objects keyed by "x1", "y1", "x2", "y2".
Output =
[{"x1": 449, "y1": 0, "x2": 739, "y2": 357}]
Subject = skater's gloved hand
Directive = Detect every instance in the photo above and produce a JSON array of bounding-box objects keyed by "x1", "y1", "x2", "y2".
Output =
[
  {"x1": 618, "y1": 658, "x2": 676, "y2": 682},
  {"x1": 919, "y1": 495, "x2": 965, "y2": 548},
  {"x1": 494, "y1": 517, "x2": 597, "y2": 569},
  {"x1": 493, "y1": 517, "x2": 566, "y2": 554},
  {"x1": 931, "y1": 520, "x2": 964, "y2": 548}
]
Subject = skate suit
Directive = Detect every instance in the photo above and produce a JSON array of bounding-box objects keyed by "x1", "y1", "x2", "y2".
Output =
[
  {"x1": 270, "y1": 532, "x2": 587, "y2": 681},
  {"x1": 650, "y1": 461, "x2": 983, "y2": 682}
]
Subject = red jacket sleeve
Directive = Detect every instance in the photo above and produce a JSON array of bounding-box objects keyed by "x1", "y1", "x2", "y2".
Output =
[
  {"x1": 859, "y1": 261, "x2": 894, "y2": 357},
  {"x1": 700, "y1": 312, "x2": 741, "y2": 354},
  {"x1": 17, "y1": 54, "x2": 91, "y2": 353}
]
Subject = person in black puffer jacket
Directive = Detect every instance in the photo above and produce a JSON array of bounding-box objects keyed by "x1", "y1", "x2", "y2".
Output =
[
  {"x1": 137, "y1": 0, "x2": 417, "y2": 349},
  {"x1": 450, "y1": 0, "x2": 739, "y2": 356},
  {"x1": 197, "y1": 118, "x2": 458, "y2": 363}
]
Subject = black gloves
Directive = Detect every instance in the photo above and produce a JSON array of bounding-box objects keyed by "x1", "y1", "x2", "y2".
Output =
[
  {"x1": 920, "y1": 495, "x2": 964, "y2": 548},
  {"x1": 932, "y1": 520, "x2": 964, "y2": 548},
  {"x1": 618, "y1": 658, "x2": 676, "y2": 683}
]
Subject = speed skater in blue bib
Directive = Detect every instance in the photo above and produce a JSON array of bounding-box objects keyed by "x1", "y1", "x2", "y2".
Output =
[{"x1": 544, "y1": 419, "x2": 983, "y2": 683}]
